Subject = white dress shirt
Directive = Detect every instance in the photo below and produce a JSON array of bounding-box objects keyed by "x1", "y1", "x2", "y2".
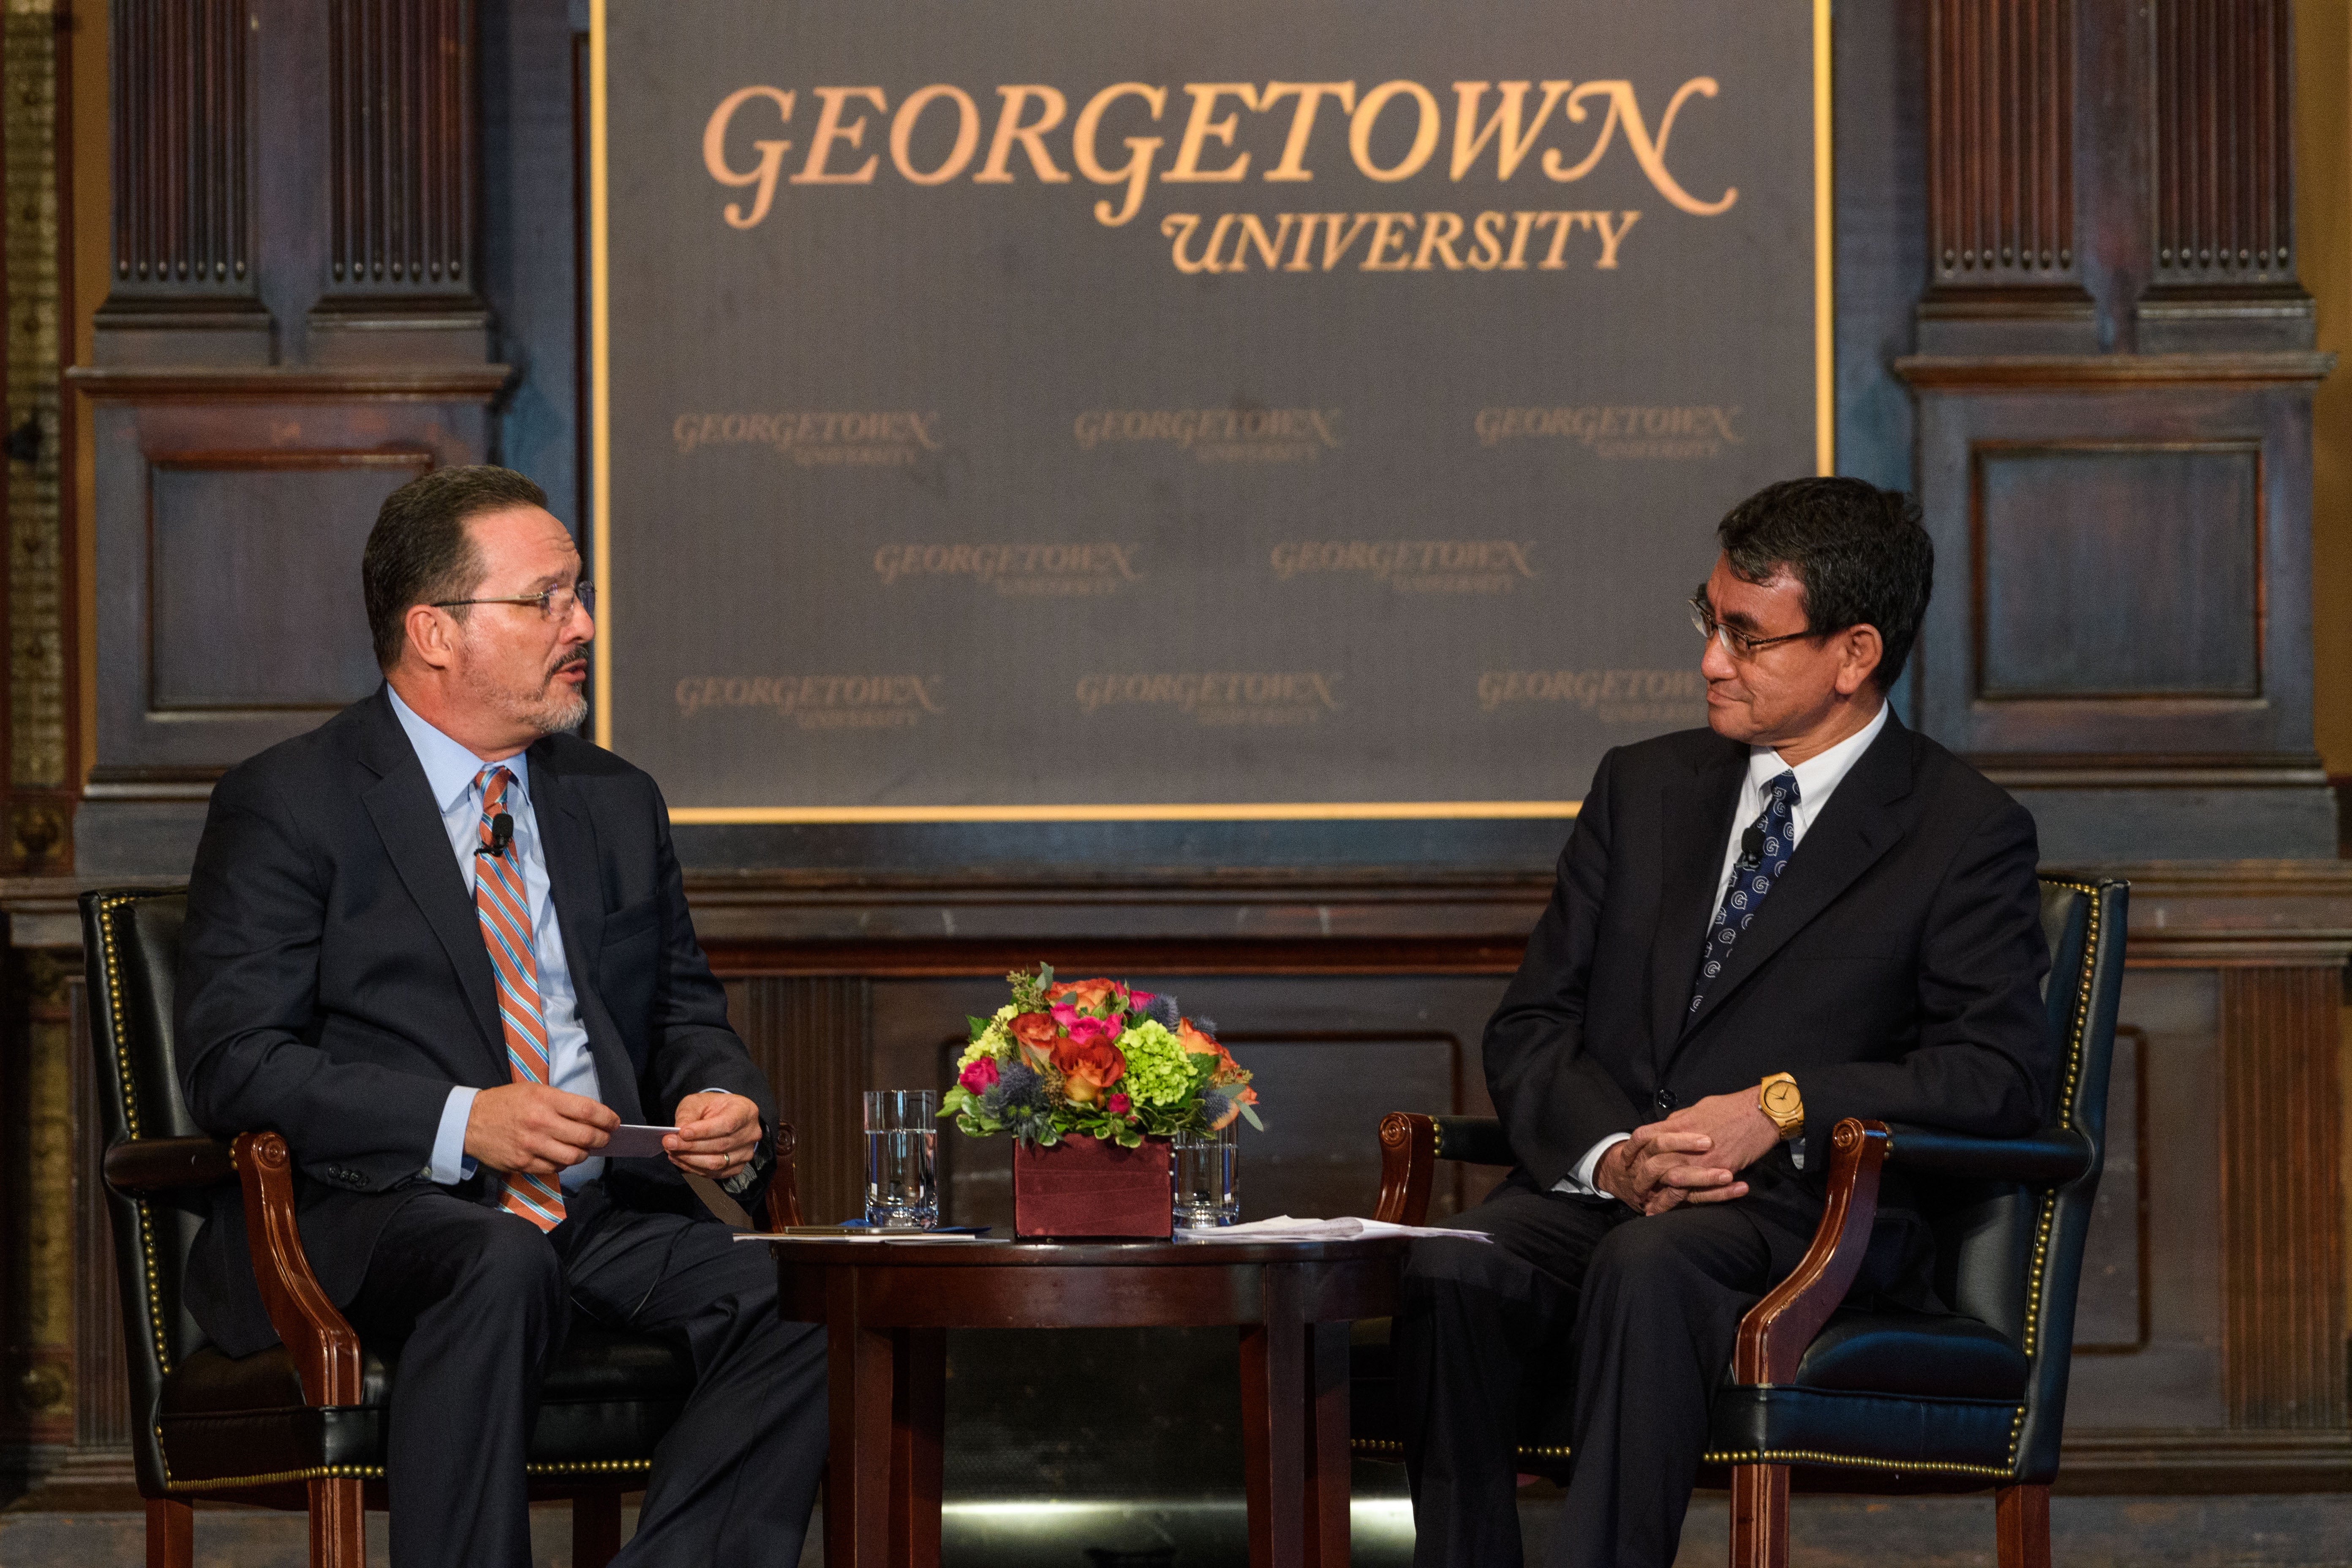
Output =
[
  {"x1": 1553, "y1": 701, "x2": 1891, "y2": 1197},
  {"x1": 390, "y1": 687, "x2": 609, "y2": 1192}
]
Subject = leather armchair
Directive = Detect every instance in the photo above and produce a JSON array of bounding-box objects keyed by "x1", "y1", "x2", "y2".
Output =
[
  {"x1": 80, "y1": 887, "x2": 804, "y2": 1568},
  {"x1": 1356, "y1": 875, "x2": 2128, "y2": 1568}
]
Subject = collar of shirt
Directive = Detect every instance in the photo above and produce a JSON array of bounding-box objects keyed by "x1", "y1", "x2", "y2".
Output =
[
  {"x1": 387, "y1": 685, "x2": 532, "y2": 817},
  {"x1": 1742, "y1": 699, "x2": 1891, "y2": 843}
]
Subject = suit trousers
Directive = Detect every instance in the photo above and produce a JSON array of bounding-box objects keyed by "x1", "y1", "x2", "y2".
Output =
[
  {"x1": 1392, "y1": 1180, "x2": 1810, "y2": 1568},
  {"x1": 344, "y1": 1182, "x2": 828, "y2": 1568}
]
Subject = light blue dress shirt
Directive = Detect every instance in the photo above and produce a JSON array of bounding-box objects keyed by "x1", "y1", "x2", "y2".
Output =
[{"x1": 389, "y1": 688, "x2": 608, "y2": 1192}]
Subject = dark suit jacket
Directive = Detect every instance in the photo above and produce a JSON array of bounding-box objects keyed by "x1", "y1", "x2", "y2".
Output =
[
  {"x1": 175, "y1": 687, "x2": 774, "y2": 1358},
  {"x1": 1485, "y1": 713, "x2": 2052, "y2": 1279}
]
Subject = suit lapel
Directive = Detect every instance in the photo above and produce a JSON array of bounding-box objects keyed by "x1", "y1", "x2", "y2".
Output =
[
  {"x1": 1648, "y1": 738, "x2": 1748, "y2": 1060},
  {"x1": 1675, "y1": 716, "x2": 1919, "y2": 1048},
  {"x1": 528, "y1": 744, "x2": 646, "y2": 1123},
  {"x1": 354, "y1": 690, "x2": 502, "y2": 1063}
]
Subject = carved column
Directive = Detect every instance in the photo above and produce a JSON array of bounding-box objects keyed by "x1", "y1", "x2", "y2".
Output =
[
  {"x1": 2137, "y1": 0, "x2": 2311, "y2": 351},
  {"x1": 2217, "y1": 966, "x2": 2345, "y2": 1429},
  {"x1": 308, "y1": 0, "x2": 487, "y2": 361},
  {"x1": 95, "y1": 0, "x2": 268, "y2": 362},
  {"x1": 1917, "y1": 0, "x2": 2097, "y2": 352}
]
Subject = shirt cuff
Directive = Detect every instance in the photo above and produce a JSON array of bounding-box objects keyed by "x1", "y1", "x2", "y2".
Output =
[
  {"x1": 430, "y1": 1086, "x2": 480, "y2": 1185},
  {"x1": 1551, "y1": 1131, "x2": 1631, "y2": 1198}
]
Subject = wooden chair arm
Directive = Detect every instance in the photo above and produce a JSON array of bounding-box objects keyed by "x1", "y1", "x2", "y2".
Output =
[
  {"x1": 233, "y1": 1132, "x2": 362, "y2": 1406},
  {"x1": 762, "y1": 1121, "x2": 803, "y2": 1230},
  {"x1": 103, "y1": 1135, "x2": 235, "y2": 1193},
  {"x1": 1375, "y1": 1113, "x2": 1438, "y2": 1225},
  {"x1": 1732, "y1": 1118, "x2": 1889, "y2": 1385}
]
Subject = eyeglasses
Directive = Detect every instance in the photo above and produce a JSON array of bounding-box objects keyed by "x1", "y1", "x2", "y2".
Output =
[
  {"x1": 432, "y1": 581, "x2": 595, "y2": 622},
  {"x1": 1688, "y1": 596, "x2": 1817, "y2": 662}
]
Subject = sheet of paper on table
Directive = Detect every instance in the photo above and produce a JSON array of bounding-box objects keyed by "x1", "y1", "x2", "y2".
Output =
[{"x1": 1174, "y1": 1216, "x2": 1493, "y2": 1244}]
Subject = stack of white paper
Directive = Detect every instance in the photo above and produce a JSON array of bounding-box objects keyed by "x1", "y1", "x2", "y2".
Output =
[{"x1": 1174, "y1": 1215, "x2": 1492, "y2": 1244}]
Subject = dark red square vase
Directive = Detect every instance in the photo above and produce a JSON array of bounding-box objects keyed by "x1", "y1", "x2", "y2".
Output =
[{"x1": 1011, "y1": 1135, "x2": 1173, "y2": 1239}]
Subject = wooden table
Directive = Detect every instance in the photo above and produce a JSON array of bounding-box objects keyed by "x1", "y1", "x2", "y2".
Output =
[{"x1": 770, "y1": 1236, "x2": 1404, "y2": 1568}]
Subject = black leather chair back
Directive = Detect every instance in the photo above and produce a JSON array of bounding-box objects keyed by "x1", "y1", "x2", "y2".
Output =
[
  {"x1": 1918, "y1": 877, "x2": 2125, "y2": 1484},
  {"x1": 80, "y1": 887, "x2": 208, "y2": 1499}
]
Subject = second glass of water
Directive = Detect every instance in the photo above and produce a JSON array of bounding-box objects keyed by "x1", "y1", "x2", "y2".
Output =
[
  {"x1": 863, "y1": 1089, "x2": 938, "y2": 1228},
  {"x1": 1172, "y1": 1123, "x2": 1240, "y2": 1229}
]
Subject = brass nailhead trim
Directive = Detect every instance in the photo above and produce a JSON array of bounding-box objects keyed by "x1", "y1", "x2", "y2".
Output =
[
  {"x1": 1698, "y1": 1446, "x2": 2016, "y2": 1479},
  {"x1": 94, "y1": 894, "x2": 176, "y2": 1387},
  {"x1": 165, "y1": 1458, "x2": 655, "y2": 1493}
]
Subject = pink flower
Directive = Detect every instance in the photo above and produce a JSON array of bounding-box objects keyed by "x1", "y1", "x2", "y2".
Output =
[
  {"x1": 1108, "y1": 1093, "x2": 1132, "y2": 1116},
  {"x1": 1127, "y1": 989, "x2": 1155, "y2": 1008},
  {"x1": 1063, "y1": 1014, "x2": 1122, "y2": 1051},
  {"x1": 958, "y1": 1056, "x2": 1000, "y2": 1094},
  {"x1": 1050, "y1": 1001, "x2": 1080, "y2": 1028}
]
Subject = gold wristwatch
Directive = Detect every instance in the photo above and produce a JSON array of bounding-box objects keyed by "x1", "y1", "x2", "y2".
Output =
[{"x1": 1758, "y1": 1073, "x2": 1805, "y2": 1140}]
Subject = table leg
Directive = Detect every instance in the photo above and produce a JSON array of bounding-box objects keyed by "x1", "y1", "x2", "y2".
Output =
[
  {"x1": 825, "y1": 1269, "x2": 896, "y2": 1568},
  {"x1": 890, "y1": 1328, "x2": 947, "y2": 1568},
  {"x1": 1303, "y1": 1320, "x2": 1353, "y2": 1568},
  {"x1": 1240, "y1": 1264, "x2": 1308, "y2": 1568}
]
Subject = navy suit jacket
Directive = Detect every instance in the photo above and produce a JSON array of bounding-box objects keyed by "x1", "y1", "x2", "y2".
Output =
[
  {"x1": 174, "y1": 687, "x2": 773, "y2": 1357},
  {"x1": 1484, "y1": 713, "x2": 2053, "y2": 1278}
]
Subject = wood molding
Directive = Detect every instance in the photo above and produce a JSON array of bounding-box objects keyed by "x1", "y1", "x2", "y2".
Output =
[
  {"x1": 2057, "y1": 1427, "x2": 2352, "y2": 1492},
  {"x1": 65, "y1": 364, "x2": 514, "y2": 401},
  {"x1": 2217, "y1": 968, "x2": 2346, "y2": 1429},
  {"x1": 1892, "y1": 351, "x2": 2335, "y2": 387}
]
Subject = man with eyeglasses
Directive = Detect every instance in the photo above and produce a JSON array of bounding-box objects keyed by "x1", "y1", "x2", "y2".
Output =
[
  {"x1": 173, "y1": 466, "x2": 826, "y2": 1566},
  {"x1": 1393, "y1": 476, "x2": 2053, "y2": 1568}
]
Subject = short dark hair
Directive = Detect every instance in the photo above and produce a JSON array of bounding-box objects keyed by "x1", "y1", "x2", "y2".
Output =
[
  {"x1": 362, "y1": 465, "x2": 548, "y2": 670},
  {"x1": 1715, "y1": 476, "x2": 1933, "y2": 693}
]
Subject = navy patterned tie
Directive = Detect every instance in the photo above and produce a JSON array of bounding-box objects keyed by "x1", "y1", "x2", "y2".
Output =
[{"x1": 1690, "y1": 770, "x2": 1800, "y2": 1016}]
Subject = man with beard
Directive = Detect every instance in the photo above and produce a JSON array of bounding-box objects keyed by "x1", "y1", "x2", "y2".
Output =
[{"x1": 174, "y1": 466, "x2": 825, "y2": 1567}]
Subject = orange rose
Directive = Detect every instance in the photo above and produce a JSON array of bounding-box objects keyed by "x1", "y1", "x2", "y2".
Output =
[
  {"x1": 1008, "y1": 1011, "x2": 1060, "y2": 1049},
  {"x1": 1050, "y1": 1037, "x2": 1125, "y2": 1103},
  {"x1": 1180, "y1": 1019, "x2": 1242, "y2": 1081},
  {"x1": 1047, "y1": 977, "x2": 1122, "y2": 1013}
]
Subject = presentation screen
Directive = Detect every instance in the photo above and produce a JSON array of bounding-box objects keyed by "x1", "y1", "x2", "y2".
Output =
[{"x1": 593, "y1": 0, "x2": 1828, "y2": 822}]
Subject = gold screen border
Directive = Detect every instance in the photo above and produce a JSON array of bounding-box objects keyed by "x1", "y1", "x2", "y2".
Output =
[{"x1": 589, "y1": 0, "x2": 1834, "y2": 825}]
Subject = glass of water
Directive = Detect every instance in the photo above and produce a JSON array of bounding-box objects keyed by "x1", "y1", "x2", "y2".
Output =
[
  {"x1": 1172, "y1": 1123, "x2": 1239, "y2": 1230},
  {"x1": 863, "y1": 1089, "x2": 938, "y2": 1228}
]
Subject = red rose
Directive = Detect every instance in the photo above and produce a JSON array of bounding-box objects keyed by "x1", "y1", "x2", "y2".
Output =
[
  {"x1": 958, "y1": 1056, "x2": 1000, "y2": 1094},
  {"x1": 1108, "y1": 1093, "x2": 1132, "y2": 1116}
]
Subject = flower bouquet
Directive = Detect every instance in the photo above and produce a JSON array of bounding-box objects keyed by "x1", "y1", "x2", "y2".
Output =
[{"x1": 941, "y1": 966, "x2": 1260, "y2": 1238}]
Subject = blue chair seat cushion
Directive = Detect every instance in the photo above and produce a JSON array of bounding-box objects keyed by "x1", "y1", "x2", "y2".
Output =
[{"x1": 1791, "y1": 1308, "x2": 2028, "y2": 1399}]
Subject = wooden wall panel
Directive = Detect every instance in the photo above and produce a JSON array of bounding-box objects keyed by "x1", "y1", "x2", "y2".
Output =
[
  {"x1": 147, "y1": 453, "x2": 423, "y2": 712},
  {"x1": 724, "y1": 975, "x2": 870, "y2": 1228},
  {"x1": 2219, "y1": 965, "x2": 2345, "y2": 1429},
  {"x1": 108, "y1": 0, "x2": 249, "y2": 290},
  {"x1": 324, "y1": 0, "x2": 474, "y2": 291},
  {"x1": 1974, "y1": 443, "x2": 2260, "y2": 700}
]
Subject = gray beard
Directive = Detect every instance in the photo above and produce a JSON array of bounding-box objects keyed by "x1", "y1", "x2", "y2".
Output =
[{"x1": 461, "y1": 656, "x2": 589, "y2": 739}]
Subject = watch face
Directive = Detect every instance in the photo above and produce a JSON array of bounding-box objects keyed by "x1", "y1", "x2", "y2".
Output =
[{"x1": 1763, "y1": 1081, "x2": 1802, "y2": 1118}]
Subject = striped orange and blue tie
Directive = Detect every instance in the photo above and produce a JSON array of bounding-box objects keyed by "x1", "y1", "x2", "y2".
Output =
[{"x1": 474, "y1": 765, "x2": 566, "y2": 1231}]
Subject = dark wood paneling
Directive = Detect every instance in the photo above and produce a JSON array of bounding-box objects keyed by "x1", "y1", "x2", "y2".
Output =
[
  {"x1": 2218, "y1": 966, "x2": 2345, "y2": 1429},
  {"x1": 325, "y1": 0, "x2": 474, "y2": 290},
  {"x1": 147, "y1": 453, "x2": 425, "y2": 713},
  {"x1": 2073, "y1": 1026, "x2": 2145, "y2": 1350},
  {"x1": 2150, "y1": 0, "x2": 2292, "y2": 281},
  {"x1": 1917, "y1": 0, "x2": 2094, "y2": 350},
  {"x1": 1974, "y1": 442, "x2": 2259, "y2": 700},
  {"x1": 108, "y1": 0, "x2": 250, "y2": 290},
  {"x1": 2137, "y1": 0, "x2": 2311, "y2": 350},
  {"x1": 725, "y1": 975, "x2": 870, "y2": 1228}
]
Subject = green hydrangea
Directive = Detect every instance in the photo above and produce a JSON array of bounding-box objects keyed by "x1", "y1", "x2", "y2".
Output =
[
  {"x1": 1115, "y1": 1019, "x2": 1198, "y2": 1108},
  {"x1": 960, "y1": 1025, "x2": 1011, "y2": 1068}
]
